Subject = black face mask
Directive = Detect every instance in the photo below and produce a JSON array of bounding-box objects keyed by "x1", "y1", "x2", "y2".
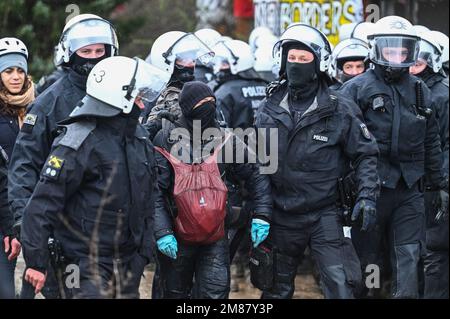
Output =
[
  {"x1": 416, "y1": 66, "x2": 435, "y2": 81},
  {"x1": 286, "y1": 61, "x2": 317, "y2": 89},
  {"x1": 340, "y1": 72, "x2": 357, "y2": 83},
  {"x1": 172, "y1": 64, "x2": 195, "y2": 84},
  {"x1": 120, "y1": 103, "x2": 141, "y2": 138},
  {"x1": 216, "y1": 69, "x2": 234, "y2": 84},
  {"x1": 380, "y1": 66, "x2": 409, "y2": 83},
  {"x1": 183, "y1": 101, "x2": 216, "y2": 132},
  {"x1": 70, "y1": 53, "x2": 106, "y2": 76}
]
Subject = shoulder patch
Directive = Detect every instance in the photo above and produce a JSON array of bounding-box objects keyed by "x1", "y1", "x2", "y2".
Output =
[
  {"x1": 42, "y1": 155, "x2": 65, "y2": 181},
  {"x1": 360, "y1": 123, "x2": 371, "y2": 140},
  {"x1": 21, "y1": 114, "x2": 37, "y2": 134},
  {"x1": 58, "y1": 121, "x2": 96, "y2": 151}
]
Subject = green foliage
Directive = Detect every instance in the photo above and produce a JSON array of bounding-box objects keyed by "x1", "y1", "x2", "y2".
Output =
[
  {"x1": 0, "y1": 0, "x2": 126, "y2": 79},
  {"x1": 0, "y1": 0, "x2": 198, "y2": 79}
]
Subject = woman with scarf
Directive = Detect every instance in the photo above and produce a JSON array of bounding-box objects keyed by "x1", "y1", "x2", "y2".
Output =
[{"x1": 0, "y1": 37, "x2": 34, "y2": 299}]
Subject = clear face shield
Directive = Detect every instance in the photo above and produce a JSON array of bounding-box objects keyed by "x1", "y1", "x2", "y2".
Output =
[
  {"x1": 133, "y1": 58, "x2": 171, "y2": 104},
  {"x1": 372, "y1": 36, "x2": 419, "y2": 67},
  {"x1": 418, "y1": 39, "x2": 440, "y2": 70},
  {"x1": 164, "y1": 33, "x2": 214, "y2": 69},
  {"x1": 64, "y1": 18, "x2": 118, "y2": 57},
  {"x1": 211, "y1": 42, "x2": 234, "y2": 74}
]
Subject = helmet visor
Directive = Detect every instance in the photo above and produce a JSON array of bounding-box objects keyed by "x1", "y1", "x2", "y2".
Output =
[
  {"x1": 418, "y1": 40, "x2": 439, "y2": 68},
  {"x1": 65, "y1": 19, "x2": 118, "y2": 57},
  {"x1": 166, "y1": 33, "x2": 214, "y2": 67},
  {"x1": 372, "y1": 36, "x2": 419, "y2": 67},
  {"x1": 134, "y1": 58, "x2": 171, "y2": 103}
]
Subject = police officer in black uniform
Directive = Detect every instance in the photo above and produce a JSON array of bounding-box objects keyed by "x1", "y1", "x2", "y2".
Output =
[
  {"x1": 340, "y1": 16, "x2": 448, "y2": 299},
  {"x1": 410, "y1": 30, "x2": 449, "y2": 299},
  {"x1": 256, "y1": 23, "x2": 380, "y2": 299},
  {"x1": 212, "y1": 39, "x2": 268, "y2": 129},
  {"x1": 8, "y1": 14, "x2": 119, "y2": 237},
  {"x1": 20, "y1": 56, "x2": 170, "y2": 299}
]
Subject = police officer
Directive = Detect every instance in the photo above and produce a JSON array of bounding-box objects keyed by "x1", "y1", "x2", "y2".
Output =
[
  {"x1": 21, "y1": 56, "x2": 170, "y2": 299},
  {"x1": 143, "y1": 31, "x2": 214, "y2": 125},
  {"x1": 410, "y1": 30, "x2": 449, "y2": 299},
  {"x1": 8, "y1": 14, "x2": 119, "y2": 239},
  {"x1": 193, "y1": 29, "x2": 222, "y2": 84},
  {"x1": 249, "y1": 27, "x2": 279, "y2": 83},
  {"x1": 256, "y1": 23, "x2": 380, "y2": 299},
  {"x1": 340, "y1": 16, "x2": 448, "y2": 299},
  {"x1": 152, "y1": 81, "x2": 272, "y2": 298},
  {"x1": 212, "y1": 39, "x2": 268, "y2": 129},
  {"x1": 328, "y1": 38, "x2": 370, "y2": 90}
]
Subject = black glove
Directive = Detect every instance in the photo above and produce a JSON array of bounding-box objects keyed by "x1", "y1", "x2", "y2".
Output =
[
  {"x1": 351, "y1": 199, "x2": 377, "y2": 232},
  {"x1": 156, "y1": 110, "x2": 177, "y2": 122},
  {"x1": 434, "y1": 189, "x2": 449, "y2": 224}
]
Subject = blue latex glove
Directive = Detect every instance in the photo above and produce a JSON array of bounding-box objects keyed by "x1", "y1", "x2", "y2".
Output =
[
  {"x1": 251, "y1": 218, "x2": 270, "y2": 248},
  {"x1": 156, "y1": 234, "x2": 178, "y2": 259},
  {"x1": 351, "y1": 199, "x2": 377, "y2": 232}
]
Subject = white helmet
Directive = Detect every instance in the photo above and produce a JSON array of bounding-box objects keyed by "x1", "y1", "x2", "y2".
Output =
[
  {"x1": 412, "y1": 25, "x2": 430, "y2": 35},
  {"x1": 429, "y1": 30, "x2": 449, "y2": 64},
  {"x1": 71, "y1": 56, "x2": 170, "y2": 118},
  {"x1": 273, "y1": 23, "x2": 332, "y2": 75},
  {"x1": 254, "y1": 42, "x2": 276, "y2": 73},
  {"x1": 0, "y1": 37, "x2": 28, "y2": 59},
  {"x1": 55, "y1": 14, "x2": 119, "y2": 66},
  {"x1": 212, "y1": 39, "x2": 255, "y2": 75},
  {"x1": 368, "y1": 16, "x2": 420, "y2": 68},
  {"x1": 0, "y1": 37, "x2": 29, "y2": 74},
  {"x1": 249, "y1": 27, "x2": 275, "y2": 53},
  {"x1": 339, "y1": 22, "x2": 358, "y2": 42},
  {"x1": 328, "y1": 38, "x2": 369, "y2": 78},
  {"x1": 351, "y1": 22, "x2": 376, "y2": 44},
  {"x1": 194, "y1": 28, "x2": 222, "y2": 49},
  {"x1": 150, "y1": 31, "x2": 214, "y2": 75},
  {"x1": 416, "y1": 30, "x2": 444, "y2": 73}
]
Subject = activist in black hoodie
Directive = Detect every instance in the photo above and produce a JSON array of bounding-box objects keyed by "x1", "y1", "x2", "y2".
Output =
[{"x1": 152, "y1": 81, "x2": 272, "y2": 299}]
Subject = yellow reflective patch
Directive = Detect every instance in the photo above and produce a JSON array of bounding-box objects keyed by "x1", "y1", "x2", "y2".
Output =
[{"x1": 48, "y1": 155, "x2": 64, "y2": 169}]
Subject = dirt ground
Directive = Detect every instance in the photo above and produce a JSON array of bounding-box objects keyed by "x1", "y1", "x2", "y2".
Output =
[{"x1": 15, "y1": 254, "x2": 323, "y2": 299}]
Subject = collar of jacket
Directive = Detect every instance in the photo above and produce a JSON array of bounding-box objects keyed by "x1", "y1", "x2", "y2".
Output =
[
  {"x1": 97, "y1": 114, "x2": 146, "y2": 140},
  {"x1": 422, "y1": 71, "x2": 446, "y2": 88},
  {"x1": 267, "y1": 80, "x2": 336, "y2": 116},
  {"x1": 67, "y1": 68, "x2": 87, "y2": 91}
]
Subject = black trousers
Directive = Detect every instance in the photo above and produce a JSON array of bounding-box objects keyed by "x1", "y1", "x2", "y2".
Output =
[
  {"x1": 352, "y1": 180, "x2": 425, "y2": 299},
  {"x1": 62, "y1": 252, "x2": 147, "y2": 299},
  {"x1": 157, "y1": 238, "x2": 230, "y2": 299},
  {"x1": 262, "y1": 207, "x2": 360, "y2": 299},
  {"x1": 423, "y1": 190, "x2": 449, "y2": 299}
]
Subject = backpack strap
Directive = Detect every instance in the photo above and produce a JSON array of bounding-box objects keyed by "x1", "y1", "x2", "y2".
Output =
[
  {"x1": 155, "y1": 146, "x2": 183, "y2": 166},
  {"x1": 205, "y1": 132, "x2": 233, "y2": 164}
]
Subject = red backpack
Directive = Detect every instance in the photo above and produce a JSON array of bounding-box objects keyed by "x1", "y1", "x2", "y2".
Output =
[{"x1": 155, "y1": 134, "x2": 231, "y2": 244}]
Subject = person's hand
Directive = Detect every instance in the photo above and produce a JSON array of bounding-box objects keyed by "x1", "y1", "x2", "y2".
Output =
[
  {"x1": 157, "y1": 110, "x2": 177, "y2": 122},
  {"x1": 3, "y1": 235, "x2": 21, "y2": 261},
  {"x1": 351, "y1": 199, "x2": 377, "y2": 232},
  {"x1": 251, "y1": 219, "x2": 270, "y2": 248},
  {"x1": 25, "y1": 268, "x2": 47, "y2": 294},
  {"x1": 157, "y1": 234, "x2": 178, "y2": 259},
  {"x1": 434, "y1": 190, "x2": 449, "y2": 224}
]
